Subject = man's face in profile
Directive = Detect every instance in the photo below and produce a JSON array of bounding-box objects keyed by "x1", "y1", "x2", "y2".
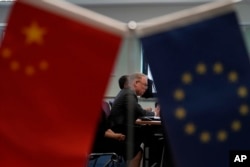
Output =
[{"x1": 135, "y1": 77, "x2": 148, "y2": 96}]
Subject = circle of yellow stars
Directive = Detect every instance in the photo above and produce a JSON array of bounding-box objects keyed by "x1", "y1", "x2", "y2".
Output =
[
  {"x1": 173, "y1": 62, "x2": 249, "y2": 143},
  {"x1": 1, "y1": 21, "x2": 49, "y2": 76}
]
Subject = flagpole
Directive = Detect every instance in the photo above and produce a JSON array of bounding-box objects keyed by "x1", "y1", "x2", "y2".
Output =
[
  {"x1": 125, "y1": 20, "x2": 137, "y2": 161},
  {"x1": 20, "y1": 0, "x2": 128, "y2": 36},
  {"x1": 135, "y1": 0, "x2": 241, "y2": 38}
]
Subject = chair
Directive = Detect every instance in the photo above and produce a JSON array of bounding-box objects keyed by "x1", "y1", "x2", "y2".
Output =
[
  {"x1": 88, "y1": 152, "x2": 122, "y2": 167},
  {"x1": 102, "y1": 100, "x2": 112, "y2": 118},
  {"x1": 87, "y1": 101, "x2": 124, "y2": 167}
]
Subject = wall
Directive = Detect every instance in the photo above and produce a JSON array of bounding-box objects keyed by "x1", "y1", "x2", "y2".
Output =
[{"x1": 79, "y1": 1, "x2": 250, "y2": 108}]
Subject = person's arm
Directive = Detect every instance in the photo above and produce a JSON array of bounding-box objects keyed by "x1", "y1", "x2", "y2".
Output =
[
  {"x1": 154, "y1": 107, "x2": 160, "y2": 117},
  {"x1": 123, "y1": 89, "x2": 154, "y2": 120},
  {"x1": 136, "y1": 98, "x2": 155, "y2": 116},
  {"x1": 144, "y1": 110, "x2": 155, "y2": 116},
  {"x1": 104, "y1": 129, "x2": 125, "y2": 141},
  {"x1": 144, "y1": 107, "x2": 155, "y2": 116}
]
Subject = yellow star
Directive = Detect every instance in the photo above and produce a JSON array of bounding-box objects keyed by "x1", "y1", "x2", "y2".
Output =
[
  {"x1": 39, "y1": 60, "x2": 49, "y2": 71},
  {"x1": 213, "y1": 62, "x2": 223, "y2": 74},
  {"x1": 22, "y1": 22, "x2": 46, "y2": 45},
  {"x1": 237, "y1": 86, "x2": 248, "y2": 98},
  {"x1": 239, "y1": 104, "x2": 249, "y2": 116},
  {"x1": 25, "y1": 65, "x2": 35, "y2": 76},
  {"x1": 175, "y1": 107, "x2": 186, "y2": 120},
  {"x1": 184, "y1": 123, "x2": 196, "y2": 135},
  {"x1": 174, "y1": 89, "x2": 185, "y2": 101},
  {"x1": 10, "y1": 61, "x2": 20, "y2": 71},
  {"x1": 196, "y1": 63, "x2": 206, "y2": 75},
  {"x1": 1, "y1": 48, "x2": 12, "y2": 59},
  {"x1": 182, "y1": 72, "x2": 192, "y2": 84},
  {"x1": 231, "y1": 120, "x2": 241, "y2": 132},
  {"x1": 217, "y1": 130, "x2": 227, "y2": 142},
  {"x1": 228, "y1": 71, "x2": 238, "y2": 83},
  {"x1": 200, "y1": 131, "x2": 211, "y2": 143}
]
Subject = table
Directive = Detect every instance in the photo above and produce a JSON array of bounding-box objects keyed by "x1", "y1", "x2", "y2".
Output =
[
  {"x1": 136, "y1": 119, "x2": 175, "y2": 167},
  {"x1": 136, "y1": 119, "x2": 165, "y2": 167},
  {"x1": 135, "y1": 119, "x2": 161, "y2": 126}
]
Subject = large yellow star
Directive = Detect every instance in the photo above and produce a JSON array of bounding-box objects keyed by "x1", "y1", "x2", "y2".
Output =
[{"x1": 22, "y1": 22, "x2": 46, "y2": 45}]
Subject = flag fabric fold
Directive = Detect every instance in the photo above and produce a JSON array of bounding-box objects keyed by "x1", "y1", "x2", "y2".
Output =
[
  {"x1": 140, "y1": 2, "x2": 250, "y2": 167},
  {"x1": 0, "y1": 0, "x2": 123, "y2": 166}
]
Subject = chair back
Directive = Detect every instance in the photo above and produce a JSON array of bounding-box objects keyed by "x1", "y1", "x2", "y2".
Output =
[{"x1": 102, "y1": 101, "x2": 111, "y2": 118}]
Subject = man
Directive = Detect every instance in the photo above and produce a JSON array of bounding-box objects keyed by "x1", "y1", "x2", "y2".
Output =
[
  {"x1": 154, "y1": 101, "x2": 161, "y2": 117},
  {"x1": 118, "y1": 75, "x2": 129, "y2": 90},
  {"x1": 117, "y1": 74, "x2": 153, "y2": 112},
  {"x1": 108, "y1": 73, "x2": 154, "y2": 167}
]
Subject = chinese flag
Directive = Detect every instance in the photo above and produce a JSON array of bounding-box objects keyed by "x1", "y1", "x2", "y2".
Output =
[{"x1": 0, "y1": 0, "x2": 122, "y2": 167}]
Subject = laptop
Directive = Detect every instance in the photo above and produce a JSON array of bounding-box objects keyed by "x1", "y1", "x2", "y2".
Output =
[{"x1": 140, "y1": 116, "x2": 161, "y2": 121}]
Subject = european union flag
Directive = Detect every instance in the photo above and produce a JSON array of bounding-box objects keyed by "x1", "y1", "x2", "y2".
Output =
[{"x1": 140, "y1": 2, "x2": 250, "y2": 167}]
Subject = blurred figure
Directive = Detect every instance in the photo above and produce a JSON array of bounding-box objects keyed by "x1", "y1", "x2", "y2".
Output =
[
  {"x1": 154, "y1": 102, "x2": 160, "y2": 117},
  {"x1": 108, "y1": 73, "x2": 154, "y2": 167}
]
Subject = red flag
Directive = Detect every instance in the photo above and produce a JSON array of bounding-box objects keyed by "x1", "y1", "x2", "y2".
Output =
[{"x1": 0, "y1": 0, "x2": 123, "y2": 166}]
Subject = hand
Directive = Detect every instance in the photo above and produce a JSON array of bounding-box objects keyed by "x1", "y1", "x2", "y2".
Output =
[
  {"x1": 105, "y1": 129, "x2": 126, "y2": 141},
  {"x1": 154, "y1": 106, "x2": 160, "y2": 117},
  {"x1": 144, "y1": 107, "x2": 152, "y2": 112},
  {"x1": 114, "y1": 133, "x2": 125, "y2": 141}
]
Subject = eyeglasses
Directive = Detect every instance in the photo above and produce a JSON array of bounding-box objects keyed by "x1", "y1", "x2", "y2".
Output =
[{"x1": 137, "y1": 80, "x2": 148, "y2": 88}]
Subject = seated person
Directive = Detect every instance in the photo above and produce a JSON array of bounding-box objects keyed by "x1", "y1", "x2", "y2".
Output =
[
  {"x1": 118, "y1": 74, "x2": 154, "y2": 114},
  {"x1": 91, "y1": 105, "x2": 125, "y2": 158},
  {"x1": 108, "y1": 73, "x2": 154, "y2": 167},
  {"x1": 154, "y1": 101, "x2": 161, "y2": 117}
]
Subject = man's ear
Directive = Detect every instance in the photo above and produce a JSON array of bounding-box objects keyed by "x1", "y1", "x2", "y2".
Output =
[{"x1": 134, "y1": 80, "x2": 139, "y2": 87}]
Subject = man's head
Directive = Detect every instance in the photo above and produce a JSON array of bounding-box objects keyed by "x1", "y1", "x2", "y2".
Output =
[
  {"x1": 118, "y1": 75, "x2": 129, "y2": 89},
  {"x1": 154, "y1": 101, "x2": 160, "y2": 117},
  {"x1": 155, "y1": 102, "x2": 159, "y2": 108},
  {"x1": 128, "y1": 73, "x2": 148, "y2": 96}
]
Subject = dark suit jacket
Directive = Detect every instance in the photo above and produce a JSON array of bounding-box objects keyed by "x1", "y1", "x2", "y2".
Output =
[{"x1": 108, "y1": 88, "x2": 154, "y2": 134}]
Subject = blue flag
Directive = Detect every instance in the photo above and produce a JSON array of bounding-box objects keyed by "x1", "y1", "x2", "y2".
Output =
[{"x1": 140, "y1": 2, "x2": 250, "y2": 167}]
